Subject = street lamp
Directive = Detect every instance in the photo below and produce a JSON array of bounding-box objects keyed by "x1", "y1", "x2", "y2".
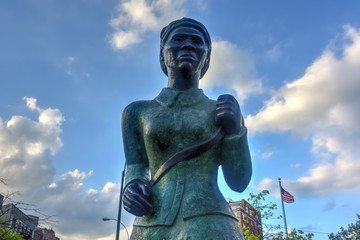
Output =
[
  {"x1": 102, "y1": 217, "x2": 129, "y2": 240},
  {"x1": 103, "y1": 162, "x2": 128, "y2": 240}
]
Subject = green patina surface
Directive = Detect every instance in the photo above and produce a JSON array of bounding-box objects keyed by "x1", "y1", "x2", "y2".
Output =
[{"x1": 122, "y1": 88, "x2": 252, "y2": 239}]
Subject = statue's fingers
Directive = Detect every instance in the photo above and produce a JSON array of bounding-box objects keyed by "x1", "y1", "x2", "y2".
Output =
[
  {"x1": 217, "y1": 95, "x2": 240, "y2": 109},
  {"x1": 217, "y1": 94, "x2": 235, "y2": 102},
  {"x1": 216, "y1": 109, "x2": 236, "y2": 119},
  {"x1": 123, "y1": 202, "x2": 147, "y2": 217},
  {"x1": 123, "y1": 194, "x2": 149, "y2": 215},
  {"x1": 125, "y1": 184, "x2": 152, "y2": 210},
  {"x1": 216, "y1": 106, "x2": 236, "y2": 115},
  {"x1": 123, "y1": 190, "x2": 148, "y2": 210},
  {"x1": 138, "y1": 184, "x2": 152, "y2": 200},
  {"x1": 216, "y1": 102, "x2": 236, "y2": 112},
  {"x1": 133, "y1": 192, "x2": 152, "y2": 210}
]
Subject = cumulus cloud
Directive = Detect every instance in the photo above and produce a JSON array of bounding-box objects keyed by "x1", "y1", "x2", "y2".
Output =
[
  {"x1": 38, "y1": 171, "x2": 134, "y2": 239},
  {"x1": 253, "y1": 26, "x2": 360, "y2": 197},
  {"x1": 109, "y1": 0, "x2": 188, "y2": 49},
  {"x1": 0, "y1": 97, "x2": 63, "y2": 193},
  {"x1": 109, "y1": 1, "x2": 263, "y2": 103},
  {"x1": 201, "y1": 39, "x2": 263, "y2": 103},
  {"x1": 0, "y1": 98, "x2": 133, "y2": 240},
  {"x1": 246, "y1": 26, "x2": 360, "y2": 134}
]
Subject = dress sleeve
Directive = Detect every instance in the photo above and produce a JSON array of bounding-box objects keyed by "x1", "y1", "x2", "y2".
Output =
[
  {"x1": 121, "y1": 102, "x2": 151, "y2": 189},
  {"x1": 220, "y1": 126, "x2": 252, "y2": 192}
]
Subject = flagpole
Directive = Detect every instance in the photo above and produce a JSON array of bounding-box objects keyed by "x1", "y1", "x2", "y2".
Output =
[{"x1": 278, "y1": 178, "x2": 289, "y2": 239}]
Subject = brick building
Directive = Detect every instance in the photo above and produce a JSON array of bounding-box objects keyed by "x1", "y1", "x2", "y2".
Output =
[
  {"x1": 229, "y1": 199, "x2": 263, "y2": 239},
  {"x1": 33, "y1": 228, "x2": 60, "y2": 240}
]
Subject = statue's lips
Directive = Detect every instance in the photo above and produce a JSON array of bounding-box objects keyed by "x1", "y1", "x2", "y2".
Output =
[{"x1": 178, "y1": 54, "x2": 196, "y2": 61}]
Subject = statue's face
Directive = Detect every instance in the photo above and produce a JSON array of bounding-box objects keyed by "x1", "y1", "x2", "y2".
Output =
[{"x1": 162, "y1": 26, "x2": 208, "y2": 76}]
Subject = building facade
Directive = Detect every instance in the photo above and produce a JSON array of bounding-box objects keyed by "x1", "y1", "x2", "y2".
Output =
[
  {"x1": 33, "y1": 228, "x2": 60, "y2": 240},
  {"x1": 0, "y1": 194, "x2": 39, "y2": 239},
  {"x1": 230, "y1": 199, "x2": 263, "y2": 239}
]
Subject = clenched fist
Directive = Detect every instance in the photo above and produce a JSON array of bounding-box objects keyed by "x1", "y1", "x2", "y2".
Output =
[
  {"x1": 123, "y1": 181, "x2": 153, "y2": 216},
  {"x1": 216, "y1": 94, "x2": 243, "y2": 136}
]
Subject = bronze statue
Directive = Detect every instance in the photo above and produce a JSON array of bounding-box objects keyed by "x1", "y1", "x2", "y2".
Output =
[{"x1": 121, "y1": 17, "x2": 252, "y2": 239}]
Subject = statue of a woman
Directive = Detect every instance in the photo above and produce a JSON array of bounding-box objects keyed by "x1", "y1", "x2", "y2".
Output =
[{"x1": 121, "y1": 17, "x2": 252, "y2": 240}]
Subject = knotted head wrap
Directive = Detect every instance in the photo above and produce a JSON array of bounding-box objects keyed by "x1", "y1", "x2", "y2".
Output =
[{"x1": 160, "y1": 17, "x2": 211, "y2": 79}]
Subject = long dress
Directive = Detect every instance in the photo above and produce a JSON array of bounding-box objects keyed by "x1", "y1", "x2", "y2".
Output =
[{"x1": 122, "y1": 88, "x2": 252, "y2": 240}]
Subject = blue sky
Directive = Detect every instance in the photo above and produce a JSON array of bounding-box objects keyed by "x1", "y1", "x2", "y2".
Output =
[{"x1": 1, "y1": 1, "x2": 360, "y2": 239}]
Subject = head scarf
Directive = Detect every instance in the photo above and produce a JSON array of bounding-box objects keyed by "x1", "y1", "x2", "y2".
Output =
[{"x1": 160, "y1": 17, "x2": 211, "y2": 79}]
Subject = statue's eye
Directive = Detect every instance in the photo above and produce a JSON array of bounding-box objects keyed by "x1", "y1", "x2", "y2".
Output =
[
  {"x1": 173, "y1": 37, "x2": 183, "y2": 42},
  {"x1": 192, "y1": 38, "x2": 203, "y2": 44}
]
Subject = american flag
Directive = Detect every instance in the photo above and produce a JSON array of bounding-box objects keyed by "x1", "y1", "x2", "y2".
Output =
[{"x1": 281, "y1": 187, "x2": 294, "y2": 203}]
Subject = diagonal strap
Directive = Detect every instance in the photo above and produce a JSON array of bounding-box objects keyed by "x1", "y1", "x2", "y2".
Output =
[{"x1": 151, "y1": 127, "x2": 224, "y2": 186}]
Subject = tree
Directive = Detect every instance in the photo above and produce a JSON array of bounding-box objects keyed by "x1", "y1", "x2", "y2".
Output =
[
  {"x1": 0, "y1": 217, "x2": 22, "y2": 240},
  {"x1": 241, "y1": 190, "x2": 314, "y2": 240},
  {"x1": 328, "y1": 214, "x2": 360, "y2": 240},
  {"x1": 0, "y1": 227, "x2": 23, "y2": 240}
]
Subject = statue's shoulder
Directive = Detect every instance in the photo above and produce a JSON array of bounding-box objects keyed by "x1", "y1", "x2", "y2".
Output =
[
  {"x1": 122, "y1": 99, "x2": 157, "y2": 117},
  {"x1": 203, "y1": 97, "x2": 217, "y2": 109}
]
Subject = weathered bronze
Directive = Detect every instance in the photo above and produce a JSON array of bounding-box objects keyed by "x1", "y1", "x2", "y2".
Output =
[{"x1": 121, "y1": 17, "x2": 252, "y2": 240}]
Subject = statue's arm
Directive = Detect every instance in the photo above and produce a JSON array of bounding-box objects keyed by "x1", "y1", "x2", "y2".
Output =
[
  {"x1": 221, "y1": 126, "x2": 252, "y2": 192},
  {"x1": 122, "y1": 102, "x2": 151, "y2": 187},
  {"x1": 121, "y1": 102, "x2": 153, "y2": 216},
  {"x1": 216, "y1": 94, "x2": 252, "y2": 192}
]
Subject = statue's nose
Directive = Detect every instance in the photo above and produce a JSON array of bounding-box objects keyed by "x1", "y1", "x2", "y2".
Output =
[{"x1": 181, "y1": 40, "x2": 195, "y2": 51}]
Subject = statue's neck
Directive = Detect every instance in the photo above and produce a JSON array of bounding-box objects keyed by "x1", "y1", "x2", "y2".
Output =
[{"x1": 167, "y1": 69, "x2": 200, "y2": 90}]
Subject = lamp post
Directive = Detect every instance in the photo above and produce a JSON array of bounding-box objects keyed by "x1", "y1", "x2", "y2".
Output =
[
  {"x1": 116, "y1": 162, "x2": 126, "y2": 240},
  {"x1": 103, "y1": 162, "x2": 127, "y2": 240},
  {"x1": 102, "y1": 217, "x2": 129, "y2": 240}
]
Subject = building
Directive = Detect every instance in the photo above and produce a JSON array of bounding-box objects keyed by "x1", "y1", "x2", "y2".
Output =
[
  {"x1": 33, "y1": 228, "x2": 60, "y2": 240},
  {"x1": 0, "y1": 194, "x2": 3, "y2": 208},
  {"x1": 0, "y1": 194, "x2": 39, "y2": 239},
  {"x1": 229, "y1": 199, "x2": 263, "y2": 239}
]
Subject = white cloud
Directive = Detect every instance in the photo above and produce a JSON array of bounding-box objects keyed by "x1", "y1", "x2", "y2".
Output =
[
  {"x1": 38, "y1": 173, "x2": 134, "y2": 238},
  {"x1": 109, "y1": 0, "x2": 188, "y2": 49},
  {"x1": 246, "y1": 26, "x2": 360, "y2": 134},
  {"x1": 254, "y1": 26, "x2": 360, "y2": 197},
  {"x1": 264, "y1": 41, "x2": 292, "y2": 62},
  {"x1": 111, "y1": 30, "x2": 141, "y2": 49},
  {"x1": 201, "y1": 39, "x2": 263, "y2": 103},
  {"x1": 0, "y1": 97, "x2": 63, "y2": 192},
  {"x1": 290, "y1": 163, "x2": 301, "y2": 169},
  {"x1": 23, "y1": 96, "x2": 41, "y2": 111},
  {"x1": 257, "y1": 143, "x2": 276, "y2": 159},
  {"x1": 0, "y1": 98, "x2": 134, "y2": 239}
]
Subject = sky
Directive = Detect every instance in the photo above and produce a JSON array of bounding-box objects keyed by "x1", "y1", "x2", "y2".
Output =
[{"x1": 1, "y1": 0, "x2": 360, "y2": 239}]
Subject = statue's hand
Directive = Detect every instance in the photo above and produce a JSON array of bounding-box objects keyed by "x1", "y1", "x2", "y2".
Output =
[
  {"x1": 216, "y1": 94, "x2": 242, "y2": 136},
  {"x1": 123, "y1": 181, "x2": 153, "y2": 216}
]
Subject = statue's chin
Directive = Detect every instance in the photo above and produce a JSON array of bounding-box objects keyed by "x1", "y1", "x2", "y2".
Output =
[{"x1": 179, "y1": 62, "x2": 194, "y2": 74}]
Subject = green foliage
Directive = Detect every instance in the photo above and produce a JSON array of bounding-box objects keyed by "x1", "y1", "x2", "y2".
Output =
[
  {"x1": 242, "y1": 190, "x2": 314, "y2": 240},
  {"x1": 242, "y1": 226, "x2": 261, "y2": 240},
  {"x1": 0, "y1": 228, "x2": 23, "y2": 240},
  {"x1": 328, "y1": 214, "x2": 360, "y2": 240},
  {"x1": 267, "y1": 229, "x2": 314, "y2": 240},
  {"x1": 248, "y1": 190, "x2": 279, "y2": 221}
]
